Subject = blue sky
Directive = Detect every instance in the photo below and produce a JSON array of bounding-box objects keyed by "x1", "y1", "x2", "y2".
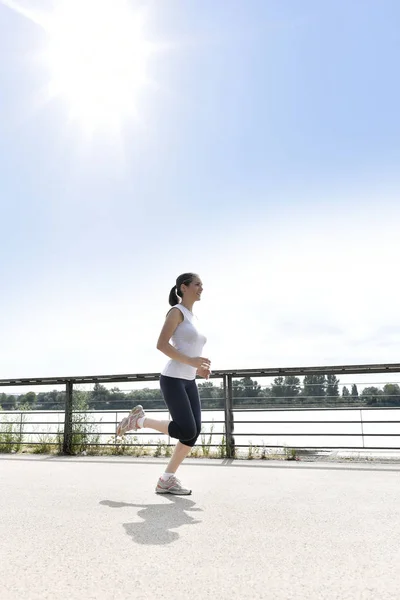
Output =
[{"x1": 1, "y1": 0, "x2": 400, "y2": 387}]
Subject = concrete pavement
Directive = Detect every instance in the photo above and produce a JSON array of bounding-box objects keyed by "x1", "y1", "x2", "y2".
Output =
[{"x1": 1, "y1": 454, "x2": 400, "y2": 600}]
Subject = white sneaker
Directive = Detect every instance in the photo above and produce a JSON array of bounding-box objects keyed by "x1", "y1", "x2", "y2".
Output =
[
  {"x1": 116, "y1": 405, "x2": 145, "y2": 437},
  {"x1": 155, "y1": 476, "x2": 192, "y2": 495}
]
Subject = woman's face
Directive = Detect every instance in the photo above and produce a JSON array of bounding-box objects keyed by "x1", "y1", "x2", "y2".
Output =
[{"x1": 182, "y1": 276, "x2": 203, "y2": 302}]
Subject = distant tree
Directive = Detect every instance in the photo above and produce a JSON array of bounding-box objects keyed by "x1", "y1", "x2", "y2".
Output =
[
  {"x1": 382, "y1": 384, "x2": 400, "y2": 406},
  {"x1": 107, "y1": 387, "x2": 132, "y2": 409},
  {"x1": 285, "y1": 376, "x2": 301, "y2": 397},
  {"x1": 342, "y1": 386, "x2": 350, "y2": 397},
  {"x1": 233, "y1": 377, "x2": 262, "y2": 399},
  {"x1": 128, "y1": 387, "x2": 164, "y2": 410},
  {"x1": 231, "y1": 377, "x2": 263, "y2": 407},
  {"x1": 360, "y1": 386, "x2": 383, "y2": 406},
  {"x1": 198, "y1": 381, "x2": 222, "y2": 397},
  {"x1": 326, "y1": 375, "x2": 339, "y2": 400},
  {"x1": 270, "y1": 377, "x2": 286, "y2": 398},
  {"x1": 258, "y1": 386, "x2": 272, "y2": 399},
  {"x1": 0, "y1": 393, "x2": 16, "y2": 410},
  {"x1": 37, "y1": 390, "x2": 65, "y2": 410},
  {"x1": 351, "y1": 384, "x2": 359, "y2": 399},
  {"x1": 90, "y1": 383, "x2": 110, "y2": 409},
  {"x1": 270, "y1": 376, "x2": 301, "y2": 402},
  {"x1": 16, "y1": 391, "x2": 37, "y2": 410},
  {"x1": 302, "y1": 375, "x2": 326, "y2": 400},
  {"x1": 198, "y1": 381, "x2": 224, "y2": 408}
]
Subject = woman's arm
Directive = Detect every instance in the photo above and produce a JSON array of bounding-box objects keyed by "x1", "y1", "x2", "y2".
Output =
[{"x1": 156, "y1": 308, "x2": 210, "y2": 369}]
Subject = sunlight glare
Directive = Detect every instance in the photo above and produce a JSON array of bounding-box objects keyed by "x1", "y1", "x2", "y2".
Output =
[{"x1": 45, "y1": 0, "x2": 153, "y2": 133}]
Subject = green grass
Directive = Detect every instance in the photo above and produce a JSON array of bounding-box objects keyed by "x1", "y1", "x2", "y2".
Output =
[
  {"x1": 70, "y1": 411, "x2": 101, "y2": 454},
  {"x1": 200, "y1": 422, "x2": 214, "y2": 457},
  {"x1": 247, "y1": 442, "x2": 261, "y2": 460},
  {"x1": 32, "y1": 434, "x2": 58, "y2": 454},
  {"x1": 0, "y1": 417, "x2": 23, "y2": 453},
  {"x1": 283, "y1": 446, "x2": 299, "y2": 461}
]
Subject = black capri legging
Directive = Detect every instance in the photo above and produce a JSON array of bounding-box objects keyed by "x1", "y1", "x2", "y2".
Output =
[{"x1": 160, "y1": 375, "x2": 201, "y2": 447}]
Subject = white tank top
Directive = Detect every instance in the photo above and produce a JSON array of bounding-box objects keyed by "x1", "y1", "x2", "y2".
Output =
[{"x1": 161, "y1": 304, "x2": 207, "y2": 380}]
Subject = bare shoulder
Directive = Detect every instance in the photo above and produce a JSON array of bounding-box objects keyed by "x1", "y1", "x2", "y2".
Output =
[
  {"x1": 157, "y1": 306, "x2": 183, "y2": 348},
  {"x1": 165, "y1": 306, "x2": 184, "y2": 324}
]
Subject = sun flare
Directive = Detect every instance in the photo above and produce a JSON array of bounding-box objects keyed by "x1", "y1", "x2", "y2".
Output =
[
  {"x1": 45, "y1": 0, "x2": 152, "y2": 133},
  {"x1": 1, "y1": 0, "x2": 157, "y2": 135}
]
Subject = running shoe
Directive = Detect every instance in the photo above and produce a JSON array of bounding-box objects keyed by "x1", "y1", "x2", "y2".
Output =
[
  {"x1": 116, "y1": 405, "x2": 145, "y2": 437},
  {"x1": 155, "y1": 476, "x2": 192, "y2": 495}
]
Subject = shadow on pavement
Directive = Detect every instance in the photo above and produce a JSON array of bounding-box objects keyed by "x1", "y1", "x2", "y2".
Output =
[{"x1": 100, "y1": 496, "x2": 202, "y2": 545}]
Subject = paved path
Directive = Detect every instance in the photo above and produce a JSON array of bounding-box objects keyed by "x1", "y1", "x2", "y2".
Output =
[{"x1": 1, "y1": 454, "x2": 400, "y2": 600}]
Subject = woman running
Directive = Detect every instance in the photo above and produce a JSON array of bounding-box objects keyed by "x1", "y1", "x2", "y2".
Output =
[{"x1": 116, "y1": 272, "x2": 211, "y2": 495}]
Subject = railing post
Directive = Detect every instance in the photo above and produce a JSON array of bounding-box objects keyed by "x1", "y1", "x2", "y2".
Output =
[
  {"x1": 360, "y1": 408, "x2": 365, "y2": 449},
  {"x1": 63, "y1": 381, "x2": 73, "y2": 455},
  {"x1": 223, "y1": 374, "x2": 235, "y2": 458}
]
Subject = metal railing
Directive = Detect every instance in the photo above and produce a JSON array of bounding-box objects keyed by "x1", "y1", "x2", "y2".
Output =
[{"x1": 1, "y1": 362, "x2": 400, "y2": 458}]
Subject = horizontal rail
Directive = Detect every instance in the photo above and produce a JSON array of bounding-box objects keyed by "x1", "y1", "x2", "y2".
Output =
[
  {"x1": 2, "y1": 361, "x2": 400, "y2": 387},
  {"x1": 0, "y1": 421, "x2": 225, "y2": 427},
  {"x1": 232, "y1": 445, "x2": 400, "y2": 450},
  {"x1": 232, "y1": 406, "x2": 400, "y2": 412},
  {"x1": 3, "y1": 419, "x2": 399, "y2": 425},
  {"x1": 5, "y1": 432, "x2": 396, "y2": 438},
  {"x1": 233, "y1": 433, "x2": 400, "y2": 437},
  {"x1": 234, "y1": 420, "x2": 400, "y2": 424}
]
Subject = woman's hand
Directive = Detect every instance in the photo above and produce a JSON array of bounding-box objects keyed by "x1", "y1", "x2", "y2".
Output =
[
  {"x1": 197, "y1": 365, "x2": 211, "y2": 380},
  {"x1": 190, "y1": 356, "x2": 211, "y2": 370}
]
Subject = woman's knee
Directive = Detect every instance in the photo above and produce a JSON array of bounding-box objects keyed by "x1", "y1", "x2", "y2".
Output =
[
  {"x1": 179, "y1": 423, "x2": 197, "y2": 443},
  {"x1": 180, "y1": 434, "x2": 198, "y2": 448},
  {"x1": 180, "y1": 424, "x2": 201, "y2": 447}
]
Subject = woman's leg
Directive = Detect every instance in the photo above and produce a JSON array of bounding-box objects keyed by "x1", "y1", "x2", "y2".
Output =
[
  {"x1": 159, "y1": 375, "x2": 198, "y2": 444},
  {"x1": 164, "y1": 378, "x2": 201, "y2": 473},
  {"x1": 154, "y1": 377, "x2": 200, "y2": 494},
  {"x1": 164, "y1": 441, "x2": 193, "y2": 474},
  {"x1": 135, "y1": 377, "x2": 197, "y2": 440},
  {"x1": 140, "y1": 417, "x2": 169, "y2": 435},
  {"x1": 144, "y1": 377, "x2": 201, "y2": 495},
  {"x1": 132, "y1": 375, "x2": 192, "y2": 436},
  {"x1": 120, "y1": 377, "x2": 200, "y2": 444},
  {"x1": 127, "y1": 376, "x2": 200, "y2": 492}
]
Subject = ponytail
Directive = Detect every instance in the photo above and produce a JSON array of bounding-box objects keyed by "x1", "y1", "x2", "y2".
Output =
[{"x1": 168, "y1": 286, "x2": 180, "y2": 306}]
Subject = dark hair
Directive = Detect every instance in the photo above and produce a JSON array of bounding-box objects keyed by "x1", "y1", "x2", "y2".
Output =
[{"x1": 168, "y1": 272, "x2": 198, "y2": 306}]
